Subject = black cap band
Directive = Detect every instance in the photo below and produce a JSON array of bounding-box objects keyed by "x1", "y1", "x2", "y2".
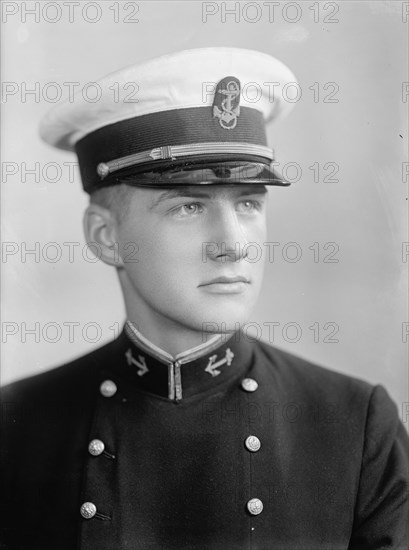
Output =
[{"x1": 75, "y1": 106, "x2": 273, "y2": 193}]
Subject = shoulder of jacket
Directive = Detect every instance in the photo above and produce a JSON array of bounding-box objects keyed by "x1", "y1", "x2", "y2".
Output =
[
  {"x1": 253, "y1": 339, "x2": 375, "y2": 402},
  {"x1": 0, "y1": 337, "x2": 119, "y2": 403}
]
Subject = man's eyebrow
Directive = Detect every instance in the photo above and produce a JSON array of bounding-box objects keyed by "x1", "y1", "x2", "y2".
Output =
[
  {"x1": 149, "y1": 189, "x2": 212, "y2": 209},
  {"x1": 149, "y1": 186, "x2": 268, "y2": 210},
  {"x1": 237, "y1": 187, "x2": 268, "y2": 196}
]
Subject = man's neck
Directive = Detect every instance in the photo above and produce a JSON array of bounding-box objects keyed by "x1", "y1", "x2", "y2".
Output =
[
  {"x1": 125, "y1": 312, "x2": 222, "y2": 357},
  {"x1": 122, "y1": 293, "x2": 221, "y2": 358},
  {"x1": 125, "y1": 321, "x2": 227, "y2": 363}
]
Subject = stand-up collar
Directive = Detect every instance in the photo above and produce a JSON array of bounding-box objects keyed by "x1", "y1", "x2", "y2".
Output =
[{"x1": 110, "y1": 322, "x2": 254, "y2": 401}]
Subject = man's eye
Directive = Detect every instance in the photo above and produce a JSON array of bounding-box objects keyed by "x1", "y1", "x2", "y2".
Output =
[
  {"x1": 236, "y1": 199, "x2": 262, "y2": 213},
  {"x1": 173, "y1": 203, "x2": 204, "y2": 216}
]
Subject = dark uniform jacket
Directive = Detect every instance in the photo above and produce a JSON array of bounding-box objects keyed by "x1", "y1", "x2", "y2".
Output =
[{"x1": 1, "y1": 327, "x2": 408, "y2": 550}]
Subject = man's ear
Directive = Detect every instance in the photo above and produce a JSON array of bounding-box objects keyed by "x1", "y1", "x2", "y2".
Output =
[{"x1": 83, "y1": 204, "x2": 124, "y2": 267}]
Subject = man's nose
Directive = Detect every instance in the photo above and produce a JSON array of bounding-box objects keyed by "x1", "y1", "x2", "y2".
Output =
[{"x1": 204, "y1": 205, "x2": 249, "y2": 263}]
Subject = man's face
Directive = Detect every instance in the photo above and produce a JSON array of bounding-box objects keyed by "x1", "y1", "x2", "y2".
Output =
[{"x1": 115, "y1": 184, "x2": 268, "y2": 334}]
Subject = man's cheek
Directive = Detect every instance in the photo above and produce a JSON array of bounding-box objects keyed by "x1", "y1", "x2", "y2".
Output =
[{"x1": 241, "y1": 219, "x2": 266, "y2": 239}]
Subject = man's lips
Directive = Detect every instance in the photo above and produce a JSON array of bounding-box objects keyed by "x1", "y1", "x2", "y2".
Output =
[
  {"x1": 199, "y1": 276, "x2": 250, "y2": 286},
  {"x1": 198, "y1": 276, "x2": 250, "y2": 294}
]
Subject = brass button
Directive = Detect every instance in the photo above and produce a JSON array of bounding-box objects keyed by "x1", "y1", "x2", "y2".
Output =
[
  {"x1": 241, "y1": 378, "x2": 258, "y2": 392},
  {"x1": 247, "y1": 498, "x2": 263, "y2": 515},
  {"x1": 80, "y1": 502, "x2": 97, "y2": 519},
  {"x1": 88, "y1": 439, "x2": 105, "y2": 456},
  {"x1": 100, "y1": 380, "x2": 117, "y2": 397},
  {"x1": 245, "y1": 435, "x2": 261, "y2": 452}
]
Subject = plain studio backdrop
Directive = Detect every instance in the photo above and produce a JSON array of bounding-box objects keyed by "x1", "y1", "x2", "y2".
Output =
[{"x1": 1, "y1": 1, "x2": 408, "y2": 421}]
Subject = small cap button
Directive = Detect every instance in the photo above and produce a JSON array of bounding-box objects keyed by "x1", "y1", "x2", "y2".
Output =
[
  {"x1": 241, "y1": 378, "x2": 258, "y2": 392},
  {"x1": 88, "y1": 439, "x2": 105, "y2": 456},
  {"x1": 100, "y1": 380, "x2": 117, "y2": 397},
  {"x1": 80, "y1": 502, "x2": 97, "y2": 519},
  {"x1": 247, "y1": 498, "x2": 263, "y2": 515},
  {"x1": 97, "y1": 163, "x2": 110, "y2": 179},
  {"x1": 245, "y1": 435, "x2": 261, "y2": 452}
]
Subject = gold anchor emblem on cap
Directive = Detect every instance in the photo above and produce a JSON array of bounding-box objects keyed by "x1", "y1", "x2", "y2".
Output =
[{"x1": 213, "y1": 77, "x2": 241, "y2": 130}]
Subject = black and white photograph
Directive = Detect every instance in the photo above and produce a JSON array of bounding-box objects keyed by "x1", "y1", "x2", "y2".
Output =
[{"x1": 1, "y1": 1, "x2": 408, "y2": 548}]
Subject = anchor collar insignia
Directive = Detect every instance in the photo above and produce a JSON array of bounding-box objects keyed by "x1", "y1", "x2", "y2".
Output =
[{"x1": 108, "y1": 322, "x2": 254, "y2": 401}]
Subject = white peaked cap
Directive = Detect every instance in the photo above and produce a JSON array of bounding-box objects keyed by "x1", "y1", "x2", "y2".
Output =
[{"x1": 39, "y1": 47, "x2": 298, "y2": 193}]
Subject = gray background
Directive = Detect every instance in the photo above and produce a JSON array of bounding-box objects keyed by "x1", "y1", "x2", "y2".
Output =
[{"x1": 1, "y1": 1, "x2": 408, "y2": 423}]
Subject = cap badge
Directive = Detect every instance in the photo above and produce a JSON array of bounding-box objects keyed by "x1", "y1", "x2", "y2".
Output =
[
  {"x1": 125, "y1": 348, "x2": 149, "y2": 377},
  {"x1": 205, "y1": 348, "x2": 234, "y2": 377},
  {"x1": 213, "y1": 76, "x2": 241, "y2": 130}
]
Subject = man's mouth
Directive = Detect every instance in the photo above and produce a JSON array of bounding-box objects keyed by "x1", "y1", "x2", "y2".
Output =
[
  {"x1": 199, "y1": 276, "x2": 250, "y2": 294},
  {"x1": 200, "y1": 276, "x2": 249, "y2": 285}
]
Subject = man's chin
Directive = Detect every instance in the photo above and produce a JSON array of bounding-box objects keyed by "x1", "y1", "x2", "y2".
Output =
[
  {"x1": 195, "y1": 312, "x2": 253, "y2": 337},
  {"x1": 187, "y1": 297, "x2": 258, "y2": 332},
  {"x1": 158, "y1": 295, "x2": 259, "y2": 339}
]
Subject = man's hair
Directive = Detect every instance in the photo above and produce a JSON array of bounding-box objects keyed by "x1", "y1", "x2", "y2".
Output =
[{"x1": 89, "y1": 183, "x2": 134, "y2": 223}]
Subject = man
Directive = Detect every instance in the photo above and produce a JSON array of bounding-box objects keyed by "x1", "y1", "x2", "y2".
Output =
[{"x1": 1, "y1": 48, "x2": 408, "y2": 549}]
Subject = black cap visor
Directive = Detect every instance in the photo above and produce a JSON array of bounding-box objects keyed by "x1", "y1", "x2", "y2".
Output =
[{"x1": 100, "y1": 160, "x2": 289, "y2": 190}]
